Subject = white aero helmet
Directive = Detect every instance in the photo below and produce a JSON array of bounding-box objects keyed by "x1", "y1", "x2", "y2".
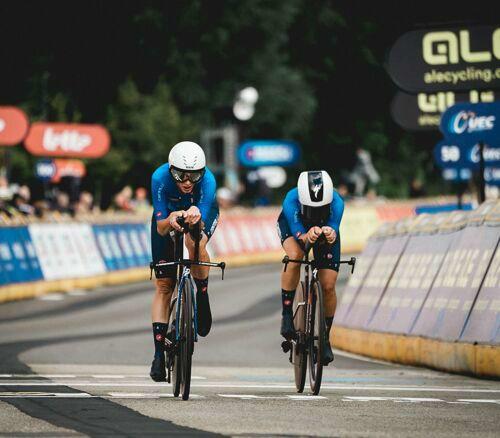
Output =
[
  {"x1": 168, "y1": 141, "x2": 206, "y2": 183},
  {"x1": 297, "y1": 170, "x2": 333, "y2": 221}
]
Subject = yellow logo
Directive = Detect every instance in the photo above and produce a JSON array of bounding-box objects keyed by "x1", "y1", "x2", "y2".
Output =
[{"x1": 422, "y1": 28, "x2": 500, "y2": 65}]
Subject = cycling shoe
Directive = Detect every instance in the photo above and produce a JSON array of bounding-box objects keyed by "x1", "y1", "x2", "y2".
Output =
[
  {"x1": 196, "y1": 290, "x2": 212, "y2": 337},
  {"x1": 280, "y1": 313, "x2": 295, "y2": 340},
  {"x1": 322, "y1": 340, "x2": 334, "y2": 366},
  {"x1": 149, "y1": 355, "x2": 166, "y2": 382}
]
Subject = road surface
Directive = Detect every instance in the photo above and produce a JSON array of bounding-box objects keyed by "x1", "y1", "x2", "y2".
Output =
[{"x1": 0, "y1": 263, "x2": 499, "y2": 437}]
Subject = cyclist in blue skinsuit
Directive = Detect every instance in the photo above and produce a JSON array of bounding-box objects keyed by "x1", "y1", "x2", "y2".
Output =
[
  {"x1": 277, "y1": 170, "x2": 344, "y2": 365},
  {"x1": 149, "y1": 141, "x2": 219, "y2": 382}
]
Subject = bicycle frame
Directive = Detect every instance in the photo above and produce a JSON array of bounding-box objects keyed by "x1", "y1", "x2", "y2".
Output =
[{"x1": 154, "y1": 220, "x2": 226, "y2": 344}]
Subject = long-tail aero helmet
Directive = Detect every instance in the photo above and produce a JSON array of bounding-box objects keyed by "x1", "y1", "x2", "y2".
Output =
[
  {"x1": 168, "y1": 141, "x2": 206, "y2": 183},
  {"x1": 297, "y1": 170, "x2": 333, "y2": 220}
]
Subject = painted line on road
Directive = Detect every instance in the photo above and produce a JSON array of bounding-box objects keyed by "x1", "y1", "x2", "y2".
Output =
[
  {"x1": 219, "y1": 394, "x2": 327, "y2": 400},
  {"x1": 1, "y1": 382, "x2": 499, "y2": 394},
  {"x1": 343, "y1": 396, "x2": 443, "y2": 403},
  {"x1": 457, "y1": 399, "x2": 500, "y2": 404},
  {"x1": 36, "y1": 294, "x2": 65, "y2": 301},
  {"x1": 0, "y1": 374, "x2": 206, "y2": 380}
]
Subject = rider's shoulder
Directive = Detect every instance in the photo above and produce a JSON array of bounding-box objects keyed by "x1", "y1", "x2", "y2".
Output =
[{"x1": 152, "y1": 163, "x2": 170, "y2": 181}]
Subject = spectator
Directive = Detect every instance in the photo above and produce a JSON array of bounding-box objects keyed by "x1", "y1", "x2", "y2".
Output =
[
  {"x1": 409, "y1": 178, "x2": 426, "y2": 198},
  {"x1": 75, "y1": 191, "x2": 95, "y2": 215},
  {"x1": 0, "y1": 175, "x2": 12, "y2": 201},
  {"x1": 54, "y1": 191, "x2": 73, "y2": 215},
  {"x1": 9, "y1": 193, "x2": 35, "y2": 216},
  {"x1": 216, "y1": 187, "x2": 235, "y2": 209},
  {"x1": 131, "y1": 187, "x2": 151, "y2": 213},
  {"x1": 113, "y1": 186, "x2": 134, "y2": 211},
  {"x1": 346, "y1": 148, "x2": 380, "y2": 197}
]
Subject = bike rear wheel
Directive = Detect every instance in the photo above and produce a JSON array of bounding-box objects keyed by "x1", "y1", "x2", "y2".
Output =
[
  {"x1": 308, "y1": 279, "x2": 325, "y2": 395},
  {"x1": 180, "y1": 279, "x2": 194, "y2": 400},
  {"x1": 292, "y1": 281, "x2": 307, "y2": 393}
]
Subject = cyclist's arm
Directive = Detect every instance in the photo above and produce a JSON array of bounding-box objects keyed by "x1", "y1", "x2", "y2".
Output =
[
  {"x1": 195, "y1": 169, "x2": 217, "y2": 227},
  {"x1": 327, "y1": 190, "x2": 345, "y2": 235},
  {"x1": 151, "y1": 170, "x2": 180, "y2": 235},
  {"x1": 283, "y1": 189, "x2": 307, "y2": 241}
]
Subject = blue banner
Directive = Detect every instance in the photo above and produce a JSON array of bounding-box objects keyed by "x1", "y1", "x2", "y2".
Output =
[
  {"x1": 440, "y1": 102, "x2": 500, "y2": 143},
  {"x1": 434, "y1": 139, "x2": 500, "y2": 170},
  {"x1": 238, "y1": 140, "x2": 301, "y2": 167}
]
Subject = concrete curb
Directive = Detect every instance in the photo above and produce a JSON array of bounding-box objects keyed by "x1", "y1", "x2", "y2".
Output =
[{"x1": 331, "y1": 326, "x2": 500, "y2": 378}]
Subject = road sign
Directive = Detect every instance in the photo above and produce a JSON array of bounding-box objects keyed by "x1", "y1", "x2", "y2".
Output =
[
  {"x1": 440, "y1": 102, "x2": 500, "y2": 143},
  {"x1": 387, "y1": 25, "x2": 500, "y2": 92},
  {"x1": 237, "y1": 140, "x2": 301, "y2": 167}
]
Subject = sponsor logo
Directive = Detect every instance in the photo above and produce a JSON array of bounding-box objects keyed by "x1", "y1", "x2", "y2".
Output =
[
  {"x1": 449, "y1": 111, "x2": 495, "y2": 134},
  {"x1": 0, "y1": 118, "x2": 5, "y2": 132},
  {"x1": 155, "y1": 334, "x2": 163, "y2": 341},
  {"x1": 422, "y1": 29, "x2": 500, "y2": 66},
  {"x1": 43, "y1": 127, "x2": 92, "y2": 152},
  {"x1": 284, "y1": 299, "x2": 292, "y2": 306},
  {"x1": 156, "y1": 211, "x2": 163, "y2": 218},
  {"x1": 327, "y1": 253, "x2": 333, "y2": 259},
  {"x1": 295, "y1": 231, "x2": 301, "y2": 238},
  {"x1": 312, "y1": 184, "x2": 322, "y2": 199}
]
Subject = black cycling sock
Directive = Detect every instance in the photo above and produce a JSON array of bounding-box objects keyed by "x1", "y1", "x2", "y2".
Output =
[
  {"x1": 152, "y1": 322, "x2": 168, "y2": 358},
  {"x1": 325, "y1": 317, "x2": 334, "y2": 336},
  {"x1": 194, "y1": 277, "x2": 209, "y2": 294},
  {"x1": 281, "y1": 289, "x2": 296, "y2": 316}
]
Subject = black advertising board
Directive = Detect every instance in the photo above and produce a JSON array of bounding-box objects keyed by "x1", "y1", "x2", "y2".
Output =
[
  {"x1": 387, "y1": 26, "x2": 500, "y2": 93},
  {"x1": 391, "y1": 90, "x2": 498, "y2": 131}
]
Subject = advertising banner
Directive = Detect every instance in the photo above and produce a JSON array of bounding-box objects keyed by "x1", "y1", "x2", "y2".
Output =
[
  {"x1": 237, "y1": 140, "x2": 301, "y2": 167},
  {"x1": 346, "y1": 235, "x2": 409, "y2": 329},
  {"x1": 440, "y1": 102, "x2": 500, "y2": 144},
  {"x1": 93, "y1": 225, "x2": 118, "y2": 271},
  {"x1": 391, "y1": 90, "x2": 497, "y2": 131},
  {"x1": 368, "y1": 232, "x2": 453, "y2": 334},
  {"x1": 433, "y1": 138, "x2": 500, "y2": 170},
  {"x1": 17, "y1": 226, "x2": 43, "y2": 281},
  {"x1": 461, "y1": 244, "x2": 500, "y2": 344},
  {"x1": 335, "y1": 238, "x2": 383, "y2": 326},
  {"x1": 25, "y1": 123, "x2": 110, "y2": 158},
  {"x1": 0, "y1": 228, "x2": 21, "y2": 283},
  {"x1": 387, "y1": 26, "x2": 500, "y2": 92},
  {"x1": 411, "y1": 225, "x2": 499, "y2": 341},
  {"x1": 0, "y1": 106, "x2": 29, "y2": 146}
]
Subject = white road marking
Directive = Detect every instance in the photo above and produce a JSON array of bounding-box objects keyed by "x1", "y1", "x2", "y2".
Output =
[
  {"x1": 38, "y1": 374, "x2": 77, "y2": 378},
  {"x1": 0, "y1": 374, "x2": 13, "y2": 378},
  {"x1": 37, "y1": 294, "x2": 65, "y2": 301},
  {"x1": 92, "y1": 375, "x2": 125, "y2": 379},
  {"x1": 343, "y1": 396, "x2": 443, "y2": 403},
  {"x1": 457, "y1": 399, "x2": 500, "y2": 404},
  {"x1": 218, "y1": 394, "x2": 326, "y2": 400},
  {"x1": 1, "y1": 382, "x2": 499, "y2": 394},
  {"x1": 0, "y1": 392, "x2": 92, "y2": 398}
]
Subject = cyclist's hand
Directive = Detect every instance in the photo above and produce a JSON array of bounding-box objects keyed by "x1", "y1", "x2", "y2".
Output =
[
  {"x1": 185, "y1": 206, "x2": 201, "y2": 225},
  {"x1": 169, "y1": 211, "x2": 185, "y2": 231},
  {"x1": 322, "y1": 226, "x2": 336, "y2": 244},
  {"x1": 306, "y1": 226, "x2": 323, "y2": 244}
]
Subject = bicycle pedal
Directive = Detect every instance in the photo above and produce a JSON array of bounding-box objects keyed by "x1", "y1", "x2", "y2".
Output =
[{"x1": 281, "y1": 340, "x2": 292, "y2": 353}]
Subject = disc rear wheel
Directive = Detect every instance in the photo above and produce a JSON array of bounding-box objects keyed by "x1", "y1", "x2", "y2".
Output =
[{"x1": 292, "y1": 281, "x2": 307, "y2": 393}]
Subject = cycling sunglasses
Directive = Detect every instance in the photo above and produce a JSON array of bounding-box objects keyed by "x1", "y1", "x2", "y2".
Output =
[{"x1": 170, "y1": 166, "x2": 205, "y2": 183}]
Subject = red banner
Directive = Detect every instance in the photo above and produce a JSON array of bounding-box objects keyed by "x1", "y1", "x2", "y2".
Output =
[
  {"x1": 24, "y1": 123, "x2": 110, "y2": 158},
  {"x1": 0, "y1": 107, "x2": 29, "y2": 146},
  {"x1": 52, "y1": 159, "x2": 86, "y2": 183}
]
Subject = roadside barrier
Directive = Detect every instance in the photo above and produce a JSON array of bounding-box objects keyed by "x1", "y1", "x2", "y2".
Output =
[{"x1": 332, "y1": 200, "x2": 500, "y2": 378}]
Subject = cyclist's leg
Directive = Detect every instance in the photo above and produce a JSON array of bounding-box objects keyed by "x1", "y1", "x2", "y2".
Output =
[
  {"x1": 185, "y1": 203, "x2": 219, "y2": 337},
  {"x1": 150, "y1": 215, "x2": 177, "y2": 380},
  {"x1": 313, "y1": 235, "x2": 341, "y2": 364},
  {"x1": 278, "y1": 212, "x2": 304, "y2": 338}
]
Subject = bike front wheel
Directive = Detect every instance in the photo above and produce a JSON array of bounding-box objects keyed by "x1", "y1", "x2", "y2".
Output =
[
  {"x1": 179, "y1": 279, "x2": 194, "y2": 400},
  {"x1": 308, "y1": 279, "x2": 325, "y2": 395}
]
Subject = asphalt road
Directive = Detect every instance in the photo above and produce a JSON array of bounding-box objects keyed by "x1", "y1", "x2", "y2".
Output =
[{"x1": 0, "y1": 263, "x2": 499, "y2": 437}]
